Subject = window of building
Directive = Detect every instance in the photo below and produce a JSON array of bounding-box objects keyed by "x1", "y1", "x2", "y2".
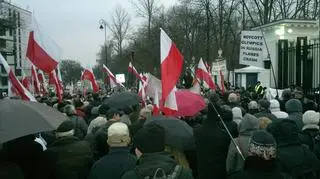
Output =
[
  {"x1": 1, "y1": 77, "x2": 8, "y2": 86},
  {"x1": 0, "y1": 39, "x2": 6, "y2": 48},
  {"x1": 9, "y1": 29, "x2": 13, "y2": 36},
  {"x1": 0, "y1": 64, "x2": 5, "y2": 74},
  {"x1": 8, "y1": 8, "x2": 12, "y2": 17},
  {"x1": 0, "y1": 26, "x2": 6, "y2": 36}
]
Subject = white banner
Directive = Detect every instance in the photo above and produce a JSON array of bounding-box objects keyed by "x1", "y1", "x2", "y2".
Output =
[
  {"x1": 145, "y1": 73, "x2": 162, "y2": 99},
  {"x1": 239, "y1": 31, "x2": 265, "y2": 68}
]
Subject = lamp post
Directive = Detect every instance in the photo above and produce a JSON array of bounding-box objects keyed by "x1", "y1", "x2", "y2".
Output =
[{"x1": 99, "y1": 19, "x2": 107, "y2": 66}]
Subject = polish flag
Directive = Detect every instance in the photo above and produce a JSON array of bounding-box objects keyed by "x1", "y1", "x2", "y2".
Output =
[
  {"x1": 160, "y1": 28, "x2": 183, "y2": 114},
  {"x1": 196, "y1": 58, "x2": 216, "y2": 90},
  {"x1": 49, "y1": 70, "x2": 62, "y2": 102},
  {"x1": 138, "y1": 80, "x2": 146, "y2": 107},
  {"x1": 0, "y1": 53, "x2": 36, "y2": 101},
  {"x1": 57, "y1": 64, "x2": 64, "y2": 91},
  {"x1": 26, "y1": 18, "x2": 61, "y2": 73},
  {"x1": 81, "y1": 67, "x2": 99, "y2": 93},
  {"x1": 128, "y1": 62, "x2": 145, "y2": 83},
  {"x1": 31, "y1": 65, "x2": 41, "y2": 94},
  {"x1": 153, "y1": 88, "x2": 160, "y2": 115},
  {"x1": 37, "y1": 70, "x2": 48, "y2": 95},
  {"x1": 102, "y1": 64, "x2": 125, "y2": 88},
  {"x1": 21, "y1": 75, "x2": 30, "y2": 91}
]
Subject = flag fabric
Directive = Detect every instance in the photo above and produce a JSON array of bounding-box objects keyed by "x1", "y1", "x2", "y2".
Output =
[
  {"x1": 153, "y1": 88, "x2": 160, "y2": 115},
  {"x1": 160, "y1": 28, "x2": 183, "y2": 114},
  {"x1": 26, "y1": 18, "x2": 61, "y2": 73},
  {"x1": 128, "y1": 62, "x2": 145, "y2": 83},
  {"x1": 102, "y1": 64, "x2": 125, "y2": 88},
  {"x1": 57, "y1": 64, "x2": 64, "y2": 91},
  {"x1": 138, "y1": 80, "x2": 146, "y2": 107},
  {"x1": 49, "y1": 70, "x2": 62, "y2": 102},
  {"x1": 196, "y1": 58, "x2": 216, "y2": 90},
  {"x1": 0, "y1": 53, "x2": 36, "y2": 101},
  {"x1": 81, "y1": 67, "x2": 99, "y2": 93},
  {"x1": 220, "y1": 70, "x2": 225, "y2": 95},
  {"x1": 37, "y1": 70, "x2": 48, "y2": 95},
  {"x1": 145, "y1": 73, "x2": 161, "y2": 100},
  {"x1": 31, "y1": 65, "x2": 41, "y2": 94},
  {"x1": 21, "y1": 75, "x2": 30, "y2": 91}
]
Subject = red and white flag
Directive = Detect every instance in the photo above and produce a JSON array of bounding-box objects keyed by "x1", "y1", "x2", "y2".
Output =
[
  {"x1": 189, "y1": 79, "x2": 201, "y2": 94},
  {"x1": 0, "y1": 53, "x2": 36, "y2": 101},
  {"x1": 102, "y1": 64, "x2": 125, "y2": 88},
  {"x1": 49, "y1": 70, "x2": 63, "y2": 102},
  {"x1": 37, "y1": 70, "x2": 48, "y2": 95},
  {"x1": 160, "y1": 28, "x2": 183, "y2": 114},
  {"x1": 31, "y1": 65, "x2": 41, "y2": 94},
  {"x1": 128, "y1": 62, "x2": 145, "y2": 83},
  {"x1": 21, "y1": 74, "x2": 30, "y2": 91},
  {"x1": 57, "y1": 64, "x2": 64, "y2": 91},
  {"x1": 81, "y1": 67, "x2": 99, "y2": 93},
  {"x1": 196, "y1": 58, "x2": 216, "y2": 90},
  {"x1": 138, "y1": 80, "x2": 146, "y2": 107},
  {"x1": 153, "y1": 88, "x2": 160, "y2": 115},
  {"x1": 26, "y1": 18, "x2": 61, "y2": 73}
]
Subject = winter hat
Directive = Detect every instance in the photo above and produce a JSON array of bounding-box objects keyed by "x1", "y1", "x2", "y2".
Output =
[
  {"x1": 259, "y1": 99, "x2": 270, "y2": 109},
  {"x1": 107, "y1": 122, "x2": 130, "y2": 147},
  {"x1": 248, "y1": 101, "x2": 259, "y2": 110},
  {"x1": 56, "y1": 120, "x2": 75, "y2": 138},
  {"x1": 269, "y1": 99, "x2": 280, "y2": 112},
  {"x1": 228, "y1": 93, "x2": 238, "y2": 103},
  {"x1": 259, "y1": 117, "x2": 272, "y2": 129},
  {"x1": 87, "y1": 116, "x2": 107, "y2": 134},
  {"x1": 285, "y1": 99, "x2": 303, "y2": 113},
  {"x1": 239, "y1": 114, "x2": 259, "y2": 133},
  {"x1": 302, "y1": 110, "x2": 320, "y2": 131},
  {"x1": 232, "y1": 107, "x2": 242, "y2": 125},
  {"x1": 248, "y1": 130, "x2": 276, "y2": 160},
  {"x1": 133, "y1": 124, "x2": 165, "y2": 153}
]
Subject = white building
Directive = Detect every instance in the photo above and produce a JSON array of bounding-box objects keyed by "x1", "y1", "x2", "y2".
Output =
[
  {"x1": 235, "y1": 19, "x2": 319, "y2": 89},
  {"x1": 0, "y1": 0, "x2": 32, "y2": 94}
]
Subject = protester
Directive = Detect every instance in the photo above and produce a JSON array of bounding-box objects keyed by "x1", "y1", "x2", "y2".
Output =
[
  {"x1": 285, "y1": 99, "x2": 304, "y2": 129},
  {"x1": 74, "y1": 100, "x2": 86, "y2": 119},
  {"x1": 279, "y1": 89, "x2": 292, "y2": 112},
  {"x1": 228, "y1": 93, "x2": 245, "y2": 114},
  {"x1": 294, "y1": 88, "x2": 317, "y2": 112},
  {"x1": 121, "y1": 124, "x2": 193, "y2": 179},
  {"x1": 254, "y1": 100, "x2": 277, "y2": 121},
  {"x1": 268, "y1": 119, "x2": 320, "y2": 178},
  {"x1": 46, "y1": 120, "x2": 94, "y2": 179},
  {"x1": 269, "y1": 99, "x2": 288, "y2": 119},
  {"x1": 226, "y1": 114, "x2": 260, "y2": 175},
  {"x1": 89, "y1": 122, "x2": 136, "y2": 179},
  {"x1": 299, "y1": 110, "x2": 320, "y2": 151},
  {"x1": 247, "y1": 100, "x2": 259, "y2": 115},
  {"x1": 165, "y1": 145, "x2": 190, "y2": 169},
  {"x1": 229, "y1": 130, "x2": 284, "y2": 179},
  {"x1": 64, "y1": 104, "x2": 88, "y2": 139},
  {"x1": 258, "y1": 117, "x2": 272, "y2": 129},
  {"x1": 119, "y1": 107, "x2": 132, "y2": 126},
  {"x1": 87, "y1": 117, "x2": 108, "y2": 135}
]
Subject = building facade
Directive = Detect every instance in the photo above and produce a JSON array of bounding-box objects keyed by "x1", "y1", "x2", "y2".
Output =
[{"x1": 0, "y1": 0, "x2": 32, "y2": 94}]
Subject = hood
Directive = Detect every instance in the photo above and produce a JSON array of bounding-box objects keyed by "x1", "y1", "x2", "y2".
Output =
[
  {"x1": 272, "y1": 119, "x2": 300, "y2": 146},
  {"x1": 232, "y1": 107, "x2": 242, "y2": 121},
  {"x1": 239, "y1": 114, "x2": 259, "y2": 134},
  {"x1": 285, "y1": 99, "x2": 303, "y2": 113},
  {"x1": 269, "y1": 99, "x2": 280, "y2": 112},
  {"x1": 136, "y1": 152, "x2": 176, "y2": 177}
]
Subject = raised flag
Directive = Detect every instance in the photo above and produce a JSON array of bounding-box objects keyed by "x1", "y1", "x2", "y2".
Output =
[
  {"x1": 220, "y1": 70, "x2": 225, "y2": 95},
  {"x1": 102, "y1": 64, "x2": 125, "y2": 88},
  {"x1": 160, "y1": 28, "x2": 183, "y2": 114},
  {"x1": 128, "y1": 62, "x2": 145, "y2": 83},
  {"x1": 31, "y1": 65, "x2": 41, "y2": 94},
  {"x1": 153, "y1": 88, "x2": 160, "y2": 115},
  {"x1": 0, "y1": 53, "x2": 36, "y2": 101},
  {"x1": 21, "y1": 74, "x2": 30, "y2": 91},
  {"x1": 196, "y1": 58, "x2": 216, "y2": 90},
  {"x1": 138, "y1": 80, "x2": 146, "y2": 107},
  {"x1": 49, "y1": 70, "x2": 62, "y2": 102},
  {"x1": 26, "y1": 18, "x2": 61, "y2": 73},
  {"x1": 81, "y1": 66, "x2": 99, "y2": 93},
  {"x1": 37, "y1": 70, "x2": 48, "y2": 95}
]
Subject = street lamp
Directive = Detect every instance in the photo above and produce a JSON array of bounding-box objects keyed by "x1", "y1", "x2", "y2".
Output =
[{"x1": 99, "y1": 19, "x2": 107, "y2": 66}]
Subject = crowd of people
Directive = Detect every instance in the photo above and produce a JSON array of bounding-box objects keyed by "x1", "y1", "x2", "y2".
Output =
[{"x1": 1, "y1": 85, "x2": 320, "y2": 179}]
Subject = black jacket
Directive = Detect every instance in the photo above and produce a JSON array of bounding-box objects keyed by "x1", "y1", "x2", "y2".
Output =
[
  {"x1": 254, "y1": 109, "x2": 277, "y2": 121},
  {"x1": 0, "y1": 161, "x2": 24, "y2": 179},
  {"x1": 121, "y1": 152, "x2": 193, "y2": 179},
  {"x1": 46, "y1": 136, "x2": 94, "y2": 179},
  {"x1": 69, "y1": 115, "x2": 88, "y2": 140},
  {"x1": 299, "y1": 128, "x2": 320, "y2": 151},
  {"x1": 89, "y1": 147, "x2": 136, "y2": 179},
  {"x1": 194, "y1": 104, "x2": 231, "y2": 179},
  {"x1": 228, "y1": 156, "x2": 284, "y2": 179}
]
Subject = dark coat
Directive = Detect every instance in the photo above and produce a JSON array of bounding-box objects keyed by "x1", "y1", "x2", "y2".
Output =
[
  {"x1": 69, "y1": 115, "x2": 88, "y2": 140},
  {"x1": 0, "y1": 161, "x2": 25, "y2": 179},
  {"x1": 228, "y1": 156, "x2": 284, "y2": 179},
  {"x1": 46, "y1": 136, "x2": 94, "y2": 179},
  {"x1": 194, "y1": 104, "x2": 231, "y2": 179},
  {"x1": 254, "y1": 109, "x2": 277, "y2": 121},
  {"x1": 269, "y1": 119, "x2": 320, "y2": 178},
  {"x1": 285, "y1": 99, "x2": 304, "y2": 130},
  {"x1": 121, "y1": 152, "x2": 193, "y2": 179},
  {"x1": 89, "y1": 147, "x2": 136, "y2": 179},
  {"x1": 299, "y1": 128, "x2": 320, "y2": 151}
]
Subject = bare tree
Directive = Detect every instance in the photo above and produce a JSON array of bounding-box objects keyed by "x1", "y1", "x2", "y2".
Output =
[{"x1": 107, "y1": 6, "x2": 131, "y2": 56}]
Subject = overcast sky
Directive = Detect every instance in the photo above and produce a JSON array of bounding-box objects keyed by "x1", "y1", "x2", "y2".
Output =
[{"x1": 12, "y1": 0, "x2": 178, "y2": 66}]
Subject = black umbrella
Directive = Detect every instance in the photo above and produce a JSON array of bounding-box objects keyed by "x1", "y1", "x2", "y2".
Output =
[
  {"x1": 104, "y1": 91, "x2": 140, "y2": 110},
  {"x1": 0, "y1": 99, "x2": 68, "y2": 143},
  {"x1": 144, "y1": 116, "x2": 195, "y2": 150}
]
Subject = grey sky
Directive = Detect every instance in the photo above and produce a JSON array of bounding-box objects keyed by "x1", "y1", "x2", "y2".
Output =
[{"x1": 12, "y1": 0, "x2": 178, "y2": 66}]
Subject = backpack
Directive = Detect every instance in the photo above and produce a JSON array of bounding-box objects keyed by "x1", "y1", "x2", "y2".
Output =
[{"x1": 137, "y1": 165, "x2": 182, "y2": 179}]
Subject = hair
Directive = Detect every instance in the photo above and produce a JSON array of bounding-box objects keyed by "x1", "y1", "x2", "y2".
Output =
[
  {"x1": 165, "y1": 146, "x2": 190, "y2": 169},
  {"x1": 87, "y1": 116, "x2": 107, "y2": 134},
  {"x1": 259, "y1": 117, "x2": 272, "y2": 129}
]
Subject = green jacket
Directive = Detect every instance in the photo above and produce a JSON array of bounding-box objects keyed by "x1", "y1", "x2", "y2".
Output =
[{"x1": 121, "y1": 152, "x2": 194, "y2": 179}]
